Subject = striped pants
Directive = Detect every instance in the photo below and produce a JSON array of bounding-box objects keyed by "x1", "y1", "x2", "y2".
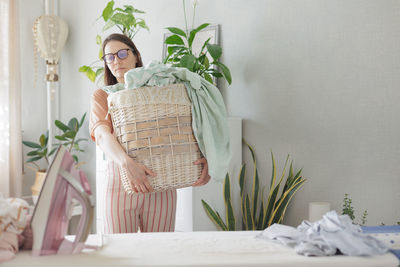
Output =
[{"x1": 101, "y1": 161, "x2": 177, "y2": 233}]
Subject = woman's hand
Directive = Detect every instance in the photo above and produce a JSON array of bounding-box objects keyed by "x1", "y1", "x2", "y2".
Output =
[
  {"x1": 192, "y1": 157, "x2": 211, "y2": 187},
  {"x1": 94, "y1": 125, "x2": 156, "y2": 194},
  {"x1": 122, "y1": 156, "x2": 156, "y2": 193}
]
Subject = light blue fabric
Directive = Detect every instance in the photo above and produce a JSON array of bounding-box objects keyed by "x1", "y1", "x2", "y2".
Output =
[
  {"x1": 103, "y1": 61, "x2": 231, "y2": 182},
  {"x1": 257, "y1": 210, "x2": 389, "y2": 257}
]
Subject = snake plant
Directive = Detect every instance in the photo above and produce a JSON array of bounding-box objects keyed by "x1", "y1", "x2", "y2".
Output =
[{"x1": 202, "y1": 142, "x2": 307, "y2": 230}]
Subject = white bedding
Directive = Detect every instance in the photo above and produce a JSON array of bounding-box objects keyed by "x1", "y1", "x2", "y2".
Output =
[{"x1": 3, "y1": 231, "x2": 398, "y2": 267}]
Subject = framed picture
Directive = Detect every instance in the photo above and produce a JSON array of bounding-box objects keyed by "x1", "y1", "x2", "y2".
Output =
[{"x1": 162, "y1": 24, "x2": 220, "y2": 85}]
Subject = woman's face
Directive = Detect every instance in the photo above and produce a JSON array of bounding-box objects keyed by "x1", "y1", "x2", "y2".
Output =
[{"x1": 104, "y1": 40, "x2": 137, "y2": 84}]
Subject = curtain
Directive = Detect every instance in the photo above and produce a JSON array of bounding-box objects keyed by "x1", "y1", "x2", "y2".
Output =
[{"x1": 0, "y1": 0, "x2": 22, "y2": 197}]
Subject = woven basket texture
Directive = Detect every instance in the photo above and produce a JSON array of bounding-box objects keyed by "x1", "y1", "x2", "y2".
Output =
[{"x1": 108, "y1": 83, "x2": 202, "y2": 194}]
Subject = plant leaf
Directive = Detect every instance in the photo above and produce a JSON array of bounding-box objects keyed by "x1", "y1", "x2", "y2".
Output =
[
  {"x1": 27, "y1": 151, "x2": 39, "y2": 156},
  {"x1": 96, "y1": 35, "x2": 102, "y2": 45},
  {"x1": 202, "y1": 200, "x2": 227, "y2": 231},
  {"x1": 269, "y1": 179, "x2": 307, "y2": 225},
  {"x1": 246, "y1": 142, "x2": 259, "y2": 224},
  {"x1": 49, "y1": 147, "x2": 57, "y2": 156},
  {"x1": 214, "y1": 61, "x2": 232, "y2": 85},
  {"x1": 166, "y1": 27, "x2": 187, "y2": 38},
  {"x1": 111, "y1": 13, "x2": 131, "y2": 29},
  {"x1": 102, "y1": 0, "x2": 114, "y2": 21},
  {"x1": 223, "y1": 174, "x2": 235, "y2": 230},
  {"x1": 165, "y1": 34, "x2": 185, "y2": 46},
  {"x1": 207, "y1": 44, "x2": 222, "y2": 60},
  {"x1": 199, "y1": 37, "x2": 211, "y2": 56},
  {"x1": 167, "y1": 45, "x2": 183, "y2": 55},
  {"x1": 26, "y1": 156, "x2": 43, "y2": 163},
  {"x1": 188, "y1": 23, "x2": 210, "y2": 48},
  {"x1": 75, "y1": 138, "x2": 88, "y2": 143},
  {"x1": 86, "y1": 68, "x2": 96, "y2": 82},
  {"x1": 68, "y1": 118, "x2": 79, "y2": 132},
  {"x1": 64, "y1": 131, "x2": 76, "y2": 139},
  {"x1": 99, "y1": 48, "x2": 104, "y2": 61},
  {"x1": 244, "y1": 194, "x2": 254, "y2": 230},
  {"x1": 215, "y1": 211, "x2": 228, "y2": 231},
  {"x1": 180, "y1": 54, "x2": 196, "y2": 71},
  {"x1": 137, "y1": 20, "x2": 149, "y2": 31},
  {"x1": 39, "y1": 134, "x2": 46, "y2": 147},
  {"x1": 22, "y1": 141, "x2": 41, "y2": 149},
  {"x1": 257, "y1": 200, "x2": 265, "y2": 230},
  {"x1": 55, "y1": 120, "x2": 70, "y2": 133},
  {"x1": 55, "y1": 135, "x2": 67, "y2": 141},
  {"x1": 238, "y1": 164, "x2": 246, "y2": 197},
  {"x1": 78, "y1": 65, "x2": 89, "y2": 72},
  {"x1": 204, "y1": 73, "x2": 213, "y2": 84},
  {"x1": 72, "y1": 155, "x2": 79, "y2": 163},
  {"x1": 96, "y1": 67, "x2": 104, "y2": 77},
  {"x1": 208, "y1": 69, "x2": 223, "y2": 77},
  {"x1": 263, "y1": 182, "x2": 281, "y2": 228},
  {"x1": 79, "y1": 112, "x2": 87, "y2": 127},
  {"x1": 130, "y1": 7, "x2": 145, "y2": 14},
  {"x1": 102, "y1": 19, "x2": 116, "y2": 32}
]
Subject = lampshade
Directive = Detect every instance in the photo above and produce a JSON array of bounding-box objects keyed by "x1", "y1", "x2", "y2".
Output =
[
  {"x1": 33, "y1": 15, "x2": 68, "y2": 81},
  {"x1": 33, "y1": 15, "x2": 68, "y2": 64}
]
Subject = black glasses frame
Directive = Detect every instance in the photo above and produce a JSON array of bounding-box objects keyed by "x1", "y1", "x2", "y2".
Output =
[{"x1": 102, "y1": 48, "x2": 133, "y2": 64}]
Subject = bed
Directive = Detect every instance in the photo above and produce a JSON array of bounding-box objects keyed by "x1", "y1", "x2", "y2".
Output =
[{"x1": 3, "y1": 231, "x2": 399, "y2": 267}]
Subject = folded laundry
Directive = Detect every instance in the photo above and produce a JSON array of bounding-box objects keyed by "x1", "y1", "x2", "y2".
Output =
[
  {"x1": 257, "y1": 210, "x2": 388, "y2": 257},
  {"x1": 0, "y1": 194, "x2": 30, "y2": 263}
]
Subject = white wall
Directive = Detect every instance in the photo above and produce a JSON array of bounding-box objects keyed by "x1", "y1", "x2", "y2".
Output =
[
  {"x1": 20, "y1": 0, "x2": 400, "y2": 227},
  {"x1": 19, "y1": 0, "x2": 47, "y2": 195}
]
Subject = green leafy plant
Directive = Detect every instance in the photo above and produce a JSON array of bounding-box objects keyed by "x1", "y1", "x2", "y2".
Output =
[
  {"x1": 54, "y1": 113, "x2": 88, "y2": 163},
  {"x1": 22, "y1": 113, "x2": 88, "y2": 172},
  {"x1": 342, "y1": 193, "x2": 355, "y2": 221},
  {"x1": 202, "y1": 142, "x2": 307, "y2": 231},
  {"x1": 341, "y1": 193, "x2": 368, "y2": 226},
  {"x1": 361, "y1": 210, "x2": 368, "y2": 226},
  {"x1": 79, "y1": 0, "x2": 149, "y2": 83},
  {"x1": 22, "y1": 130, "x2": 57, "y2": 172},
  {"x1": 163, "y1": 0, "x2": 232, "y2": 86}
]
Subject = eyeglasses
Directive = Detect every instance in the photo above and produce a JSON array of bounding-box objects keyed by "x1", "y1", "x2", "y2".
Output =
[{"x1": 102, "y1": 48, "x2": 132, "y2": 64}]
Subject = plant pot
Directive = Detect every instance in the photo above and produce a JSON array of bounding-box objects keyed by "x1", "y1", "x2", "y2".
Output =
[{"x1": 31, "y1": 171, "x2": 46, "y2": 204}]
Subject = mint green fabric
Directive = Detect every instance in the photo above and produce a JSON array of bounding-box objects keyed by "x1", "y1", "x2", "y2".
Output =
[{"x1": 103, "y1": 61, "x2": 231, "y2": 182}]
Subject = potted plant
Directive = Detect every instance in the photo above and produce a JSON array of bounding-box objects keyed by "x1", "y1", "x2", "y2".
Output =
[
  {"x1": 202, "y1": 141, "x2": 307, "y2": 230},
  {"x1": 53, "y1": 113, "x2": 88, "y2": 166},
  {"x1": 22, "y1": 130, "x2": 56, "y2": 202},
  {"x1": 78, "y1": 0, "x2": 149, "y2": 85},
  {"x1": 22, "y1": 113, "x2": 88, "y2": 203},
  {"x1": 163, "y1": 0, "x2": 232, "y2": 86}
]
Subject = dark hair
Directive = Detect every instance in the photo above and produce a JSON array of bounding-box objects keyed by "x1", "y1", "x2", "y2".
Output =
[{"x1": 102, "y1": 33, "x2": 143, "y2": 86}]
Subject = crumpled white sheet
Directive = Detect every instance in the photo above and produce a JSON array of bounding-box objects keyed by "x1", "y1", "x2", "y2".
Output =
[
  {"x1": 257, "y1": 210, "x2": 388, "y2": 256},
  {"x1": 0, "y1": 193, "x2": 29, "y2": 236}
]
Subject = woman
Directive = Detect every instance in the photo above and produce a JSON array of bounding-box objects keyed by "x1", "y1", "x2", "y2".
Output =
[{"x1": 89, "y1": 33, "x2": 210, "y2": 233}]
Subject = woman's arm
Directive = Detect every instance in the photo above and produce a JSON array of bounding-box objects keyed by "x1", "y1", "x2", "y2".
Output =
[{"x1": 94, "y1": 124, "x2": 155, "y2": 193}]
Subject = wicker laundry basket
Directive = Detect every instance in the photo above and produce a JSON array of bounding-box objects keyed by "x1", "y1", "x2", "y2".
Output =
[{"x1": 107, "y1": 83, "x2": 202, "y2": 194}]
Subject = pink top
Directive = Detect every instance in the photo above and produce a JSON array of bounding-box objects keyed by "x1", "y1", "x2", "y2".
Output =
[{"x1": 89, "y1": 89, "x2": 113, "y2": 142}]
